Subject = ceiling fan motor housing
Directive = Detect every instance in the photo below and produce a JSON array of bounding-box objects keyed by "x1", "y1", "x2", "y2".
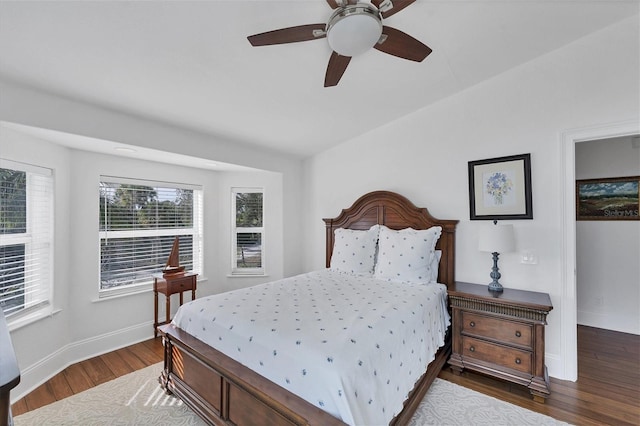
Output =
[{"x1": 326, "y1": 4, "x2": 383, "y2": 57}]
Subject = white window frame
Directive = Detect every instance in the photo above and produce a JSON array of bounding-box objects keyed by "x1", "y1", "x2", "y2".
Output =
[
  {"x1": 0, "y1": 159, "x2": 54, "y2": 325},
  {"x1": 231, "y1": 187, "x2": 264, "y2": 276},
  {"x1": 99, "y1": 176, "x2": 203, "y2": 297}
]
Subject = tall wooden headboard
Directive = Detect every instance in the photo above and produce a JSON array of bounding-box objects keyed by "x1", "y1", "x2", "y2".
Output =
[{"x1": 323, "y1": 191, "x2": 458, "y2": 288}]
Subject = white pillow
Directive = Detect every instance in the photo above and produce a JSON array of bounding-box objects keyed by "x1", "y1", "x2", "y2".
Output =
[
  {"x1": 330, "y1": 225, "x2": 380, "y2": 275},
  {"x1": 374, "y1": 225, "x2": 442, "y2": 284},
  {"x1": 430, "y1": 250, "x2": 442, "y2": 283}
]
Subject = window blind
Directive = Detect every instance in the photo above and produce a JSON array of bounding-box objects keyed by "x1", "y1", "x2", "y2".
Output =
[
  {"x1": 99, "y1": 178, "x2": 202, "y2": 292},
  {"x1": 232, "y1": 188, "x2": 264, "y2": 274},
  {"x1": 0, "y1": 160, "x2": 53, "y2": 318}
]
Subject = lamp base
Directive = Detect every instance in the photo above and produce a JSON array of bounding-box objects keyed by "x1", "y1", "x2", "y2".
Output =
[
  {"x1": 488, "y1": 281, "x2": 504, "y2": 292},
  {"x1": 488, "y1": 251, "x2": 504, "y2": 293}
]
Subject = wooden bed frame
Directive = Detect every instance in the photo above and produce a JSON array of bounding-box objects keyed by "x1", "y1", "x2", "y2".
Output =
[{"x1": 158, "y1": 190, "x2": 458, "y2": 426}]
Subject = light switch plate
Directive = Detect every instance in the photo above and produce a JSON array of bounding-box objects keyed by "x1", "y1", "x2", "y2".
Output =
[{"x1": 521, "y1": 250, "x2": 538, "y2": 265}]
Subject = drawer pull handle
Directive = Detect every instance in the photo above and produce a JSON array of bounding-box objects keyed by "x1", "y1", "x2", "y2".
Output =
[
  {"x1": 469, "y1": 346, "x2": 475, "y2": 352},
  {"x1": 515, "y1": 331, "x2": 522, "y2": 338},
  {"x1": 469, "y1": 321, "x2": 475, "y2": 327},
  {"x1": 515, "y1": 358, "x2": 521, "y2": 365}
]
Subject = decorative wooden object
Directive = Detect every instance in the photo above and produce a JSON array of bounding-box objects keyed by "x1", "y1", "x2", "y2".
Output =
[
  {"x1": 163, "y1": 237, "x2": 185, "y2": 276},
  {"x1": 159, "y1": 190, "x2": 458, "y2": 425},
  {"x1": 153, "y1": 272, "x2": 197, "y2": 338},
  {"x1": 1, "y1": 311, "x2": 20, "y2": 426},
  {"x1": 448, "y1": 281, "x2": 553, "y2": 402}
]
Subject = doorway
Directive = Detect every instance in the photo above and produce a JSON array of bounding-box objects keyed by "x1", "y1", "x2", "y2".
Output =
[
  {"x1": 575, "y1": 136, "x2": 640, "y2": 333},
  {"x1": 560, "y1": 120, "x2": 639, "y2": 381}
]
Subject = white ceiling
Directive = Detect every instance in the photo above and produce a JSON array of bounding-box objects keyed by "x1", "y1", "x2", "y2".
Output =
[
  {"x1": 0, "y1": 1, "x2": 638, "y2": 159},
  {"x1": 0, "y1": 121, "x2": 261, "y2": 172}
]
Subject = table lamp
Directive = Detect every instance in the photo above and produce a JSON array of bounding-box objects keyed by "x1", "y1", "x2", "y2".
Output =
[{"x1": 478, "y1": 221, "x2": 515, "y2": 292}]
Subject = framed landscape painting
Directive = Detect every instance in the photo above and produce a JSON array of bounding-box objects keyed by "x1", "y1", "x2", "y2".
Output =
[
  {"x1": 576, "y1": 176, "x2": 640, "y2": 221},
  {"x1": 468, "y1": 153, "x2": 533, "y2": 220}
]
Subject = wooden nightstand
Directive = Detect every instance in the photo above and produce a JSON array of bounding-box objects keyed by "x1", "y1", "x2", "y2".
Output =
[
  {"x1": 153, "y1": 272, "x2": 197, "y2": 338},
  {"x1": 448, "y1": 281, "x2": 553, "y2": 402}
]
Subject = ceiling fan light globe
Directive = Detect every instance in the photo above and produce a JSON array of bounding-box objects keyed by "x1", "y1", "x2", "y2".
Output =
[{"x1": 327, "y1": 5, "x2": 382, "y2": 57}]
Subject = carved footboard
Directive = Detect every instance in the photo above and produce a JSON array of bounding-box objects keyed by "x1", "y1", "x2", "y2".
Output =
[
  {"x1": 159, "y1": 323, "x2": 451, "y2": 426},
  {"x1": 158, "y1": 323, "x2": 346, "y2": 426}
]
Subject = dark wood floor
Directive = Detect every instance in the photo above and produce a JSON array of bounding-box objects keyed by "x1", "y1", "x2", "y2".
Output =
[
  {"x1": 12, "y1": 325, "x2": 640, "y2": 425},
  {"x1": 10, "y1": 339, "x2": 164, "y2": 417},
  {"x1": 438, "y1": 325, "x2": 640, "y2": 426}
]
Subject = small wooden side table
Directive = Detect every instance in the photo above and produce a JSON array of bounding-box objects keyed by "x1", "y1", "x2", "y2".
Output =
[
  {"x1": 448, "y1": 281, "x2": 553, "y2": 402},
  {"x1": 153, "y1": 272, "x2": 197, "y2": 337}
]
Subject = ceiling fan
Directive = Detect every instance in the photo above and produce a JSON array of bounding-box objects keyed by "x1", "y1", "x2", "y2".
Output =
[{"x1": 247, "y1": 0, "x2": 432, "y2": 87}]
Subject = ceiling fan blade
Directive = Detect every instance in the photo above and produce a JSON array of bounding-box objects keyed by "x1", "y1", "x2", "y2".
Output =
[
  {"x1": 248, "y1": 24, "x2": 326, "y2": 46},
  {"x1": 326, "y1": 0, "x2": 357, "y2": 8},
  {"x1": 372, "y1": 0, "x2": 416, "y2": 18},
  {"x1": 324, "y1": 52, "x2": 351, "y2": 87},
  {"x1": 374, "y1": 26, "x2": 432, "y2": 62}
]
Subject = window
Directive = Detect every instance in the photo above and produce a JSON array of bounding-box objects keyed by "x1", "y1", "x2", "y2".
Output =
[
  {"x1": 0, "y1": 160, "x2": 53, "y2": 319},
  {"x1": 231, "y1": 188, "x2": 264, "y2": 275},
  {"x1": 99, "y1": 177, "x2": 202, "y2": 296}
]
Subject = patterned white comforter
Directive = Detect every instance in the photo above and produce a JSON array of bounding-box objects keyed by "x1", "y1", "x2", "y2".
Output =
[{"x1": 171, "y1": 269, "x2": 450, "y2": 426}]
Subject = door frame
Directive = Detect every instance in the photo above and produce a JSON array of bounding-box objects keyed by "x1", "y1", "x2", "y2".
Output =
[{"x1": 560, "y1": 119, "x2": 639, "y2": 381}]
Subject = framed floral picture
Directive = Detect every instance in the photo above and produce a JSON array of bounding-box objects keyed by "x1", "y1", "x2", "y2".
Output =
[{"x1": 468, "y1": 153, "x2": 533, "y2": 220}]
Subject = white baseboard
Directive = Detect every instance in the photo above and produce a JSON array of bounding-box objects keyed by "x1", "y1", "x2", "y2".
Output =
[
  {"x1": 11, "y1": 320, "x2": 154, "y2": 402},
  {"x1": 545, "y1": 352, "x2": 568, "y2": 381},
  {"x1": 578, "y1": 311, "x2": 640, "y2": 335}
]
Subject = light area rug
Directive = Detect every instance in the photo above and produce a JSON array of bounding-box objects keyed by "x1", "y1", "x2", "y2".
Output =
[{"x1": 14, "y1": 363, "x2": 569, "y2": 426}]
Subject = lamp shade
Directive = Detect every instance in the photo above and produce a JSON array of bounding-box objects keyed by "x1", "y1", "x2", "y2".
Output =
[{"x1": 478, "y1": 224, "x2": 515, "y2": 253}]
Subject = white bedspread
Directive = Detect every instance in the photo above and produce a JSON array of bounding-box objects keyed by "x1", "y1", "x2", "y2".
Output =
[{"x1": 171, "y1": 269, "x2": 450, "y2": 426}]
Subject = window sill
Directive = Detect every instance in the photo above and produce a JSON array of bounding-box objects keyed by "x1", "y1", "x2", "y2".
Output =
[
  {"x1": 94, "y1": 276, "x2": 207, "y2": 302},
  {"x1": 93, "y1": 285, "x2": 152, "y2": 303},
  {"x1": 227, "y1": 274, "x2": 270, "y2": 278},
  {"x1": 7, "y1": 306, "x2": 61, "y2": 332}
]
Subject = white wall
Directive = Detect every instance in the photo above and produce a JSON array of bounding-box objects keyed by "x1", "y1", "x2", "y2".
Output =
[
  {"x1": 575, "y1": 136, "x2": 640, "y2": 334},
  {"x1": 0, "y1": 80, "x2": 305, "y2": 280},
  {"x1": 303, "y1": 17, "x2": 640, "y2": 380},
  {"x1": 0, "y1": 125, "x2": 73, "y2": 393},
  {"x1": 1, "y1": 124, "x2": 290, "y2": 399}
]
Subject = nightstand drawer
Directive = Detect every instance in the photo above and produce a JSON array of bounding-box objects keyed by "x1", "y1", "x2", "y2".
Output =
[
  {"x1": 168, "y1": 276, "x2": 195, "y2": 291},
  {"x1": 461, "y1": 311, "x2": 533, "y2": 349},
  {"x1": 462, "y1": 336, "x2": 532, "y2": 374}
]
